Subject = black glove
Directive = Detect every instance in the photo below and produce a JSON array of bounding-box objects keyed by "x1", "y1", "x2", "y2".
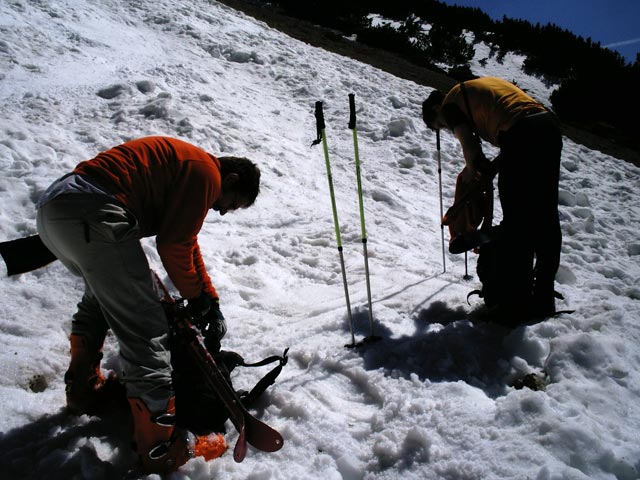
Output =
[
  {"x1": 199, "y1": 300, "x2": 226, "y2": 340},
  {"x1": 187, "y1": 291, "x2": 211, "y2": 318},
  {"x1": 188, "y1": 293, "x2": 227, "y2": 352}
]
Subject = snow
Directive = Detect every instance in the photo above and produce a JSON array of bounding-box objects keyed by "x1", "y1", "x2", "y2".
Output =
[{"x1": 1, "y1": 1, "x2": 639, "y2": 479}]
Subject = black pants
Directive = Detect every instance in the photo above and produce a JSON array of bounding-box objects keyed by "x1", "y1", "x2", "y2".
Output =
[{"x1": 497, "y1": 112, "x2": 563, "y2": 314}]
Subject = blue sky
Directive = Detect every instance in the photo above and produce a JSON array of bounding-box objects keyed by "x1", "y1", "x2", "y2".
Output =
[{"x1": 439, "y1": 0, "x2": 640, "y2": 64}]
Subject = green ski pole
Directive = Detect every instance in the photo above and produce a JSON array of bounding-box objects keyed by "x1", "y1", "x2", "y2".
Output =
[
  {"x1": 313, "y1": 101, "x2": 356, "y2": 347},
  {"x1": 348, "y1": 94, "x2": 381, "y2": 344}
]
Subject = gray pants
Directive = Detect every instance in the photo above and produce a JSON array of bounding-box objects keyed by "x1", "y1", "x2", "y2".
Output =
[{"x1": 37, "y1": 194, "x2": 172, "y2": 411}]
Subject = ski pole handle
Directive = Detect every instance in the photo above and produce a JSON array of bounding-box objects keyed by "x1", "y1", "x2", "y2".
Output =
[
  {"x1": 348, "y1": 93, "x2": 356, "y2": 130},
  {"x1": 315, "y1": 101, "x2": 325, "y2": 130},
  {"x1": 312, "y1": 101, "x2": 325, "y2": 146}
]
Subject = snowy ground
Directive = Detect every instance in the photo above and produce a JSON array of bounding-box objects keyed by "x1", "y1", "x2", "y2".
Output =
[{"x1": 1, "y1": 1, "x2": 639, "y2": 479}]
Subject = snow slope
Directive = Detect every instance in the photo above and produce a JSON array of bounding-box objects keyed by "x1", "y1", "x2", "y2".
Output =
[{"x1": 0, "y1": 1, "x2": 639, "y2": 479}]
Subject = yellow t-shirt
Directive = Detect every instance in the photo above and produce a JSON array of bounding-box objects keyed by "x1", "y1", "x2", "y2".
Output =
[{"x1": 442, "y1": 77, "x2": 546, "y2": 146}]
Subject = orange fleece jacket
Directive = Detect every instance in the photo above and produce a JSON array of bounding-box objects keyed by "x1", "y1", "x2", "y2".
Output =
[{"x1": 73, "y1": 136, "x2": 221, "y2": 300}]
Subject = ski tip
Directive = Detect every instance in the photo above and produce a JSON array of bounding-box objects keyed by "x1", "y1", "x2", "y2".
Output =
[
  {"x1": 249, "y1": 429, "x2": 284, "y2": 453},
  {"x1": 270, "y1": 433, "x2": 284, "y2": 452},
  {"x1": 233, "y1": 429, "x2": 248, "y2": 463}
]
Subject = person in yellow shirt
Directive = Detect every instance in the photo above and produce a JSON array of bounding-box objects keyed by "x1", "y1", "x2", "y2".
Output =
[{"x1": 422, "y1": 77, "x2": 563, "y2": 325}]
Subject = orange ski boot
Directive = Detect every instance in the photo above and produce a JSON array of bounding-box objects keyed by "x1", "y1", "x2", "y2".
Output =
[
  {"x1": 128, "y1": 396, "x2": 227, "y2": 474},
  {"x1": 64, "y1": 334, "x2": 125, "y2": 415}
]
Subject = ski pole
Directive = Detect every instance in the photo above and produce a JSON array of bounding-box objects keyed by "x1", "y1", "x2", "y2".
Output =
[
  {"x1": 312, "y1": 101, "x2": 356, "y2": 347},
  {"x1": 436, "y1": 129, "x2": 446, "y2": 273},
  {"x1": 348, "y1": 94, "x2": 380, "y2": 344},
  {"x1": 464, "y1": 251, "x2": 472, "y2": 280}
]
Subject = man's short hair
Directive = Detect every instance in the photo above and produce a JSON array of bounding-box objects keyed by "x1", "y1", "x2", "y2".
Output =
[
  {"x1": 422, "y1": 89, "x2": 445, "y2": 126},
  {"x1": 218, "y1": 156, "x2": 261, "y2": 206}
]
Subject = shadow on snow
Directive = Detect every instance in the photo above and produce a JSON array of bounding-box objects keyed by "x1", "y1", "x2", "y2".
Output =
[
  {"x1": 347, "y1": 291, "x2": 537, "y2": 399},
  {"x1": 0, "y1": 403, "x2": 137, "y2": 480}
]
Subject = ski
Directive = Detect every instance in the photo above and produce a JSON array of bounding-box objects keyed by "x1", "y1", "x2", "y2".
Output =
[
  {"x1": 0, "y1": 234, "x2": 57, "y2": 276},
  {"x1": 169, "y1": 307, "x2": 284, "y2": 462},
  {"x1": 151, "y1": 273, "x2": 283, "y2": 462}
]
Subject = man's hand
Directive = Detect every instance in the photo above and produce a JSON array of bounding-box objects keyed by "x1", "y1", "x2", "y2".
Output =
[
  {"x1": 458, "y1": 165, "x2": 477, "y2": 184},
  {"x1": 473, "y1": 152, "x2": 496, "y2": 176},
  {"x1": 188, "y1": 293, "x2": 227, "y2": 352},
  {"x1": 187, "y1": 292, "x2": 211, "y2": 318},
  {"x1": 197, "y1": 300, "x2": 226, "y2": 339}
]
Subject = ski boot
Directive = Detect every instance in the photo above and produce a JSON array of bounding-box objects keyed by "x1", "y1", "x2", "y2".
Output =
[
  {"x1": 128, "y1": 396, "x2": 227, "y2": 474},
  {"x1": 64, "y1": 333, "x2": 126, "y2": 415}
]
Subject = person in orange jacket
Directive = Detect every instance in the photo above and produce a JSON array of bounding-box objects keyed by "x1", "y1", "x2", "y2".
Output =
[
  {"x1": 422, "y1": 77, "x2": 563, "y2": 324},
  {"x1": 36, "y1": 136, "x2": 260, "y2": 473}
]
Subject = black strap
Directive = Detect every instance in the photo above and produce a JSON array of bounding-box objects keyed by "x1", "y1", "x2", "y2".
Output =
[
  {"x1": 467, "y1": 289, "x2": 483, "y2": 304},
  {"x1": 238, "y1": 348, "x2": 289, "y2": 407},
  {"x1": 217, "y1": 348, "x2": 288, "y2": 370},
  {"x1": 459, "y1": 82, "x2": 481, "y2": 145}
]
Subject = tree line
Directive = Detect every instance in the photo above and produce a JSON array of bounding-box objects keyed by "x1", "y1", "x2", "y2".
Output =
[{"x1": 270, "y1": 0, "x2": 640, "y2": 151}]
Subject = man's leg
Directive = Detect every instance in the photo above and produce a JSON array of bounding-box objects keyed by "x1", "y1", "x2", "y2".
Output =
[
  {"x1": 497, "y1": 169, "x2": 535, "y2": 319},
  {"x1": 71, "y1": 288, "x2": 109, "y2": 351},
  {"x1": 37, "y1": 196, "x2": 172, "y2": 408},
  {"x1": 37, "y1": 195, "x2": 189, "y2": 472},
  {"x1": 38, "y1": 199, "x2": 120, "y2": 414},
  {"x1": 531, "y1": 118, "x2": 563, "y2": 316}
]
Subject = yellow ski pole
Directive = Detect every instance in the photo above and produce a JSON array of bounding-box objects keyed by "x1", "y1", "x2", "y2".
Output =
[
  {"x1": 348, "y1": 94, "x2": 381, "y2": 344},
  {"x1": 313, "y1": 101, "x2": 355, "y2": 347}
]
